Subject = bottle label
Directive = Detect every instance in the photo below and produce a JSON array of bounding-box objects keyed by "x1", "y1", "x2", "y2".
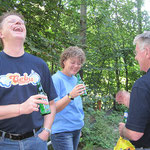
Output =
[
  {"x1": 123, "y1": 112, "x2": 128, "y2": 123},
  {"x1": 40, "y1": 98, "x2": 50, "y2": 113},
  {"x1": 37, "y1": 82, "x2": 51, "y2": 115},
  {"x1": 124, "y1": 112, "x2": 128, "y2": 118}
]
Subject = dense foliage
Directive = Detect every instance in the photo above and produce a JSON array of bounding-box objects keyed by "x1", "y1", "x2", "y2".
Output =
[
  {"x1": 1, "y1": 0, "x2": 150, "y2": 93},
  {"x1": 0, "y1": 0, "x2": 150, "y2": 149}
]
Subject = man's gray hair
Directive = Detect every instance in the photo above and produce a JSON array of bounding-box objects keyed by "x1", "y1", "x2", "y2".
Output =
[{"x1": 133, "y1": 31, "x2": 150, "y2": 50}]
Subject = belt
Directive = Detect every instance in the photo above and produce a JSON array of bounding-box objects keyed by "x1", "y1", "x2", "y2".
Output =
[
  {"x1": 0, "y1": 127, "x2": 40, "y2": 140},
  {"x1": 136, "y1": 148, "x2": 150, "y2": 150}
]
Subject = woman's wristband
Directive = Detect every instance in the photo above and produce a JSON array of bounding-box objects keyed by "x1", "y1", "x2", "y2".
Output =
[{"x1": 67, "y1": 93, "x2": 74, "y2": 100}]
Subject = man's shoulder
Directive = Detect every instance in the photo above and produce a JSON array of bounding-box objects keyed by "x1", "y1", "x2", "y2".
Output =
[
  {"x1": 133, "y1": 73, "x2": 150, "y2": 89},
  {"x1": 0, "y1": 51, "x2": 4, "y2": 57},
  {"x1": 25, "y1": 52, "x2": 46, "y2": 64},
  {"x1": 25, "y1": 52, "x2": 41, "y2": 59}
]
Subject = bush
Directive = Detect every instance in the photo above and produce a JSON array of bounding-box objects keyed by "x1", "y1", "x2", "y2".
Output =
[{"x1": 80, "y1": 104, "x2": 123, "y2": 149}]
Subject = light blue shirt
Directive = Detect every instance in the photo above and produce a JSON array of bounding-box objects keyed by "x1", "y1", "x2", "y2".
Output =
[{"x1": 51, "y1": 71, "x2": 84, "y2": 134}]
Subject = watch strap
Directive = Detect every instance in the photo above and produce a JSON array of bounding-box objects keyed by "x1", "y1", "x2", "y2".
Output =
[
  {"x1": 43, "y1": 127, "x2": 51, "y2": 134},
  {"x1": 67, "y1": 93, "x2": 74, "y2": 100}
]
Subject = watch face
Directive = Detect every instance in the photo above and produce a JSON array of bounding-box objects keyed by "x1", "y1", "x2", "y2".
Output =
[{"x1": 68, "y1": 93, "x2": 74, "y2": 100}]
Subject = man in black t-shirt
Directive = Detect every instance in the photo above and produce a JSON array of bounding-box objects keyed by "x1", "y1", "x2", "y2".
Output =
[
  {"x1": 0, "y1": 10, "x2": 57, "y2": 150},
  {"x1": 116, "y1": 31, "x2": 150, "y2": 149}
]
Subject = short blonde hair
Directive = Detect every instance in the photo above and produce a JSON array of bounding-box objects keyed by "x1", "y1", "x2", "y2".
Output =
[{"x1": 60, "y1": 46, "x2": 86, "y2": 68}]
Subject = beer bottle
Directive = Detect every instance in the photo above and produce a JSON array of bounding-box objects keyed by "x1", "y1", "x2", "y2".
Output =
[
  {"x1": 76, "y1": 73, "x2": 87, "y2": 96},
  {"x1": 37, "y1": 82, "x2": 51, "y2": 115},
  {"x1": 123, "y1": 111, "x2": 128, "y2": 123}
]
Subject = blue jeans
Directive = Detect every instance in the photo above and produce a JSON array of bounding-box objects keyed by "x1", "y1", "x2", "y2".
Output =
[
  {"x1": 51, "y1": 129, "x2": 81, "y2": 150},
  {"x1": 0, "y1": 128, "x2": 47, "y2": 150}
]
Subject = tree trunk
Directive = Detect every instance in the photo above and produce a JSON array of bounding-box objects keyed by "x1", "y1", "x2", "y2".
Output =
[
  {"x1": 80, "y1": 0, "x2": 87, "y2": 49},
  {"x1": 136, "y1": 0, "x2": 142, "y2": 34},
  {"x1": 79, "y1": 0, "x2": 87, "y2": 78}
]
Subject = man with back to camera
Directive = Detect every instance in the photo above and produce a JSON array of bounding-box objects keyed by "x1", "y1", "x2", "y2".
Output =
[{"x1": 118, "y1": 31, "x2": 150, "y2": 149}]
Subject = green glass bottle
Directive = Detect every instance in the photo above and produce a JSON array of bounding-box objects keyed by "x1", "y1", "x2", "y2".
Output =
[
  {"x1": 37, "y1": 82, "x2": 51, "y2": 116},
  {"x1": 76, "y1": 73, "x2": 87, "y2": 96},
  {"x1": 123, "y1": 111, "x2": 128, "y2": 123}
]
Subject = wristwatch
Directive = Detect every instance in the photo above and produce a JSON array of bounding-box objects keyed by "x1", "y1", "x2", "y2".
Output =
[
  {"x1": 43, "y1": 127, "x2": 51, "y2": 134},
  {"x1": 67, "y1": 93, "x2": 74, "y2": 100}
]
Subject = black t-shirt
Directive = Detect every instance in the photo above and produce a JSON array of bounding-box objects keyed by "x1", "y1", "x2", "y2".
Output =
[
  {"x1": 0, "y1": 51, "x2": 57, "y2": 134},
  {"x1": 126, "y1": 69, "x2": 150, "y2": 148}
]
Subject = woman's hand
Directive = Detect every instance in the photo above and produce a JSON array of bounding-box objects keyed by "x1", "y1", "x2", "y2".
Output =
[{"x1": 69, "y1": 84, "x2": 86, "y2": 98}]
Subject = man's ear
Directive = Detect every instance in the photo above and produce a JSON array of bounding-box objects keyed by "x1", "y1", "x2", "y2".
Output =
[{"x1": 145, "y1": 46, "x2": 150, "y2": 59}]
